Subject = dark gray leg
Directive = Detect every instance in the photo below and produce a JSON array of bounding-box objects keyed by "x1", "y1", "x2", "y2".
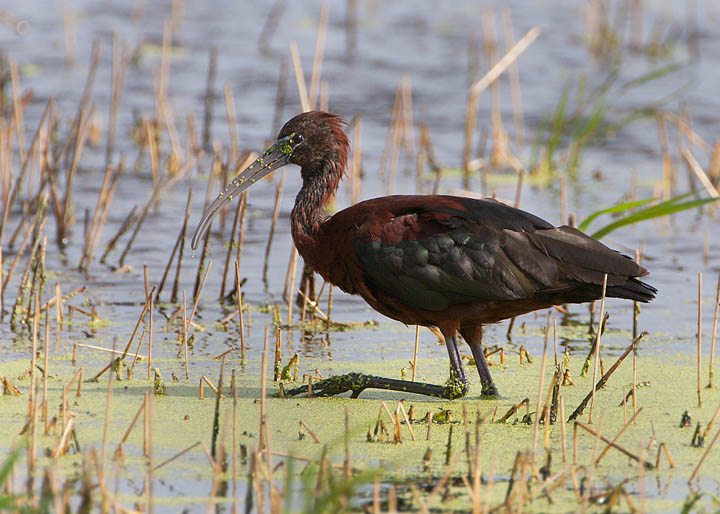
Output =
[
  {"x1": 461, "y1": 326, "x2": 499, "y2": 396},
  {"x1": 444, "y1": 334, "x2": 469, "y2": 390}
]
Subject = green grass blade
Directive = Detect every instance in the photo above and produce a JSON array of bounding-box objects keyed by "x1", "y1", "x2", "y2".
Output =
[
  {"x1": 620, "y1": 62, "x2": 685, "y2": 91},
  {"x1": 546, "y1": 82, "x2": 571, "y2": 169},
  {"x1": 577, "y1": 198, "x2": 656, "y2": 232},
  {"x1": 590, "y1": 196, "x2": 720, "y2": 239}
]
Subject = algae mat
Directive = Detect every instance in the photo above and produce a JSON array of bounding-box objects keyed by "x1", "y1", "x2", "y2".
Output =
[{"x1": 2, "y1": 335, "x2": 720, "y2": 512}]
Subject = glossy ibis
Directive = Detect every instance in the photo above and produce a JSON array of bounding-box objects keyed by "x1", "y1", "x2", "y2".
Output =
[{"x1": 192, "y1": 111, "x2": 656, "y2": 399}]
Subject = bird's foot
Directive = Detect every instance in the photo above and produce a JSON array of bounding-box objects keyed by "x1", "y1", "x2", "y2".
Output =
[
  {"x1": 444, "y1": 375, "x2": 470, "y2": 400},
  {"x1": 481, "y1": 381, "x2": 499, "y2": 397},
  {"x1": 283, "y1": 372, "x2": 467, "y2": 400}
]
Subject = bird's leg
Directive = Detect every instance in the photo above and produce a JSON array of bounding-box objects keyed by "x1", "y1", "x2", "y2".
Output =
[
  {"x1": 444, "y1": 335, "x2": 469, "y2": 395},
  {"x1": 461, "y1": 326, "x2": 499, "y2": 397}
]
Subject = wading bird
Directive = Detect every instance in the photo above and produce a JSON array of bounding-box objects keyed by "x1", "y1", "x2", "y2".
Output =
[{"x1": 192, "y1": 111, "x2": 656, "y2": 399}]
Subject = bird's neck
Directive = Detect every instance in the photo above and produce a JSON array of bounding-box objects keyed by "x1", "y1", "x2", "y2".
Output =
[{"x1": 291, "y1": 160, "x2": 342, "y2": 238}]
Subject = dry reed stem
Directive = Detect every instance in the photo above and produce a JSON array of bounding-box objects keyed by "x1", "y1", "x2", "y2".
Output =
[
  {"x1": 656, "y1": 114, "x2": 674, "y2": 199},
  {"x1": 462, "y1": 27, "x2": 540, "y2": 174},
  {"x1": 148, "y1": 289, "x2": 154, "y2": 380},
  {"x1": 9, "y1": 60, "x2": 26, "y2": 162},
  {"x1": 588, "y1": 274, "x2": 608, "y2": 423},
  {"x1": 289, "y1": 41, "x2": 310, "y2": 112},
  {"x1": 146, "y1": 119, "x2": 160, "y2": 187},
  {"x1": 412, "y1": 326, "x2": 420, "y2": 381},
  {"x1": 113, "y1": 399, "x2": 145, "y2": 458},
  {"x1": 1, "y1": 212, "x2": 40, "y2": 296},
  {"x1": 285, "y1": 248, "x2": 299, "y2": 324},
  {"x1": 53, "y1": 418, "x2": 74, "y2": 458},
  {"x1": 128, "y1": 328, "x2": 146, "y2": 379},
  {"x1": 701, "y1": 400, "x2": 720, "y2": 441},
  {"x1": 100, "y1": 350, "x2": 115, "y2": 487},
  {"x1": 201, "y1": 47, "x2": 217, "y2": 149},
  {"x1": 350, "y1": 117, "x2": 362, "y2": 204},
  {"x1": 42, "y1": 310, "x2": 49, "y2": 430},
  {"x1": 220, "y1": 184, "x2": 243, "y2": 298},
  {"x1": 12, "y1": 222, "x2": 45, "y2": 327},
  {"x1": 106, "y1": 32, "x2": 128, "y2": 166},
  {"x1": 262, "y1": 172, "x2": 285, "y2": 285},
  {"x1": 156, "y1": 188, "x2": 191, "y2": 301},
  {"x1": 120, "y1": 286, "x2": 155, "y2": 360},
  {"x1": 146, "y1": 391, "x2": 155, "y2": 514},
  {"x1": 83, "y1": 170, "x2": 120, "y2": 270},
  {"x1": 299, "y1": 421, "x2": 321, "y2": 444},
  {"x1": 501, "y1": 9, "x2": 525, "y2": 148},
  {"x1": 200, "y1": 375, "x2": 225, "y2": 398},
  {"x1": 75, "y1": 343, "x2": 146, "y2": 360},
  {"x1": 210, "y1": 357, "x2": 225, "y2": 458},
  {"x1": 344, "y1": 407, "x2": 351, "y2": 480},
  {"x1": 326, "y1": 283, "x2": 333, "y2": 328},
  {"x1": 259, "y1": 326, "x2": 269, "y2": 451},
  {"x1": 698, "y1": 272, "x2": 703, "y2": 407},
  {"x1": 8, "y1": 97, "x2": 53, "y2": 215},
  {"x1": 224, "y1": 84, "x2": 239, "y2": 165},
  {"x1": 0, "y1": 244, "x2": 3, "y2": 322},
  {"x1": 182, "y1": 290, "x2": 189, "y2": 378},
  {"x1": 513, "y1": 168, "x2": 524, "y2": 208},
  {"x1": 480, "y1": 10, "x2": 508, "y2": 166},
  {"x1": 709, "y1": 272, "x2": 720, "y2": 388},
  {"x1": 308, "y1": 2, "x2": 328, "y2": 109},
  {"x1": 257, "y1": 0, "x2": 286, "y2": 52},
  {"x1": 235, "y1": 261, "x2": 246, "y2": 359},
  {"x1": 656, "y1": 442, "x2": 675, "y2": 469},
  {"x1": 531, "y1": 313, "x2": 551, "y2": 465},
  {"x1": 560, "y1": 395, "x2": 567, "y2": 463},
  {"x1": 118, "y1": 179, "x2": 166, "y2": 266},
  {"x1": 272, "y1": 57, "x2": 289, "y2": 138},
  {"x1": 60, "y1": 42, "x2": 100, "y2": 234},
  {"x1": 79, "y1": 166, "x2": 113, "y2": 269},
  {"x1": 62, "y1": 368, "x2": 84, "y2": 399},
  {"x1": 398, "y1": 402, "x2": 416, "y2": 441},
  {"x1": 682, "y1": 145, "x2": 720, "y2": 199},
  {"x1": 100, "y1": 205, "x2": 137, "y2": 263},
  {"x1": 187, "y1": 259, "x2": 212, "y2": 331}
]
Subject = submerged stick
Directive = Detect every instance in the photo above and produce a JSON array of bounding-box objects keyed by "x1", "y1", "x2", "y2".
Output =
[
  {"x1": 568, "y1": 332, "x2": 646, "y2": 421},
  {"x1": 689, "y1": 428, "x2": 720, "y2": 483},
  {"x1": 575, "y1": 421, "x2": 653, "y2": 469},
  {"x1": 595, "y1": 408, "x2": 643, "y2": 465}
]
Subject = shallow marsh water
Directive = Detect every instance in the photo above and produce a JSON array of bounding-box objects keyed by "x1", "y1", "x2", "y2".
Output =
[{"x1": 2, "y1": 0, "x2": 720, "y2": 511}]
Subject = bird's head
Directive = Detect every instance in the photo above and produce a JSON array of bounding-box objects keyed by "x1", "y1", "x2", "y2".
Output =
[{"x1": 191, "y1": 111, "x2": 349, "y2": 250}]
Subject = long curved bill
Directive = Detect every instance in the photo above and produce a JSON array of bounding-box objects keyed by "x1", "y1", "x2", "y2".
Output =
[{"x1": 191, "y1": 133, "x2": 303, "y2": 250}]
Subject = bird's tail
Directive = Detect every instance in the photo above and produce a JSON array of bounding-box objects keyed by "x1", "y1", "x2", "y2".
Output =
[{"x1": 606, "y1": 278, "x2": 657, "y2": 303}]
